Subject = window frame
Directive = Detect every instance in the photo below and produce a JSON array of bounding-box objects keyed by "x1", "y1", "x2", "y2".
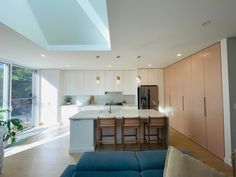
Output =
[{"x1": 0, "y1": 58, "x2": 38, "y2": 129}]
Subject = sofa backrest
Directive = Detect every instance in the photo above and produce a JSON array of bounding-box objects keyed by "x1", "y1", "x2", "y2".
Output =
[{"x1": 76, "y1": 151, "x2": 140, "y2": 171}]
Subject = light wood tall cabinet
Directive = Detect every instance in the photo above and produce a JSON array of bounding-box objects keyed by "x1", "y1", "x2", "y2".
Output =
[
  {"x1": 191, "y1": 51, "x2": 207, "y2": 148},
  {"x1": 164, "y1": 43, "x2": 224, "y2": 159},
  {"x1": 181, "y1": 58, "x2": 192, "y2": 138},
  {"x1": 203, "y1": 43, "x2": 224, "y2": 158}
]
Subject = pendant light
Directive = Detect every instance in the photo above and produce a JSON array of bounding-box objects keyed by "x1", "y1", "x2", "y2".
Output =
[
  {"x1": 96, "y1": 56, "x2": 100, "y2": 84},
  {"x1": 96, "y1": 76, "x2": 100, "y2": 84},
  {"x1": 116, "y1": 76, "x2": 120, "y2": 84},
  {"x1": 136, "y1": 75, "x2": 141, "y2": 84},
  {"x1": 136, "y1": 56, "x2": 141, "y2": 84}
]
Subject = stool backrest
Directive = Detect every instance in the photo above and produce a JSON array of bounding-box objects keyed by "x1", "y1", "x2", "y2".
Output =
[
  {"x1": 148, "y1": 116, "x2": 167, "y2": 126},
  {"x1": 97, "y1": 117, "x2": 116, "y2": 127},
  {"x1": 122, "y1": 117, "x2": 140, "y2": 126}
]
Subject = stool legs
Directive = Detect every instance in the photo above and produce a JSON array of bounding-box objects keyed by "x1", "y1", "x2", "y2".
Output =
[
  {"x1": 114, "y1": 125, "x2": 116, "y2": 150},
  {"x1": 122, "y1": 127, "x2": 140, "y2": 151},
  {"x1": 138, "y1": 127, "x2": 141, "y2": 151},
  {"x1": 122, "y1": 126, "x2": 124, "y2": 150},
  {"x1": 148, "y1": 125, "x2": 151, "y2": 149},
  {"x1": 97, "y1": 126, "x2": 100, "y2": 151}
]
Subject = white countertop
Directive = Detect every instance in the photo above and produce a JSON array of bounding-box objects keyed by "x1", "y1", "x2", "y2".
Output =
[
  {"x1": 61, "y1": 104, "x2": 137, "y2": 107},
  {"x1": 70, "y1": 109, "x2": 166, "y2": 120}
]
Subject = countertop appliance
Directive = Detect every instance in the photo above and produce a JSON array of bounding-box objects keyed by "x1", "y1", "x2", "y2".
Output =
[{"x1": 138, "y1": 85, "x2": 159, "y2": 110}]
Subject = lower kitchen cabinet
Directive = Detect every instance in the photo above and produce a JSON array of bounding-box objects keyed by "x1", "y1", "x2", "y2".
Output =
[{"x1": 61, "y1": 105, "x2": 80, "y2": 123}]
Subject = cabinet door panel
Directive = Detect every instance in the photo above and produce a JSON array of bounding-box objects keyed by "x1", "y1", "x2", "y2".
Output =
[
  {"x1": 104, "y1": 71, "x2": 114, "y2": 92},
  {"x1": 113, "y1": 71, "x2": 123, "y2": 92},
  {"x1": 96, "y1": 71, "x2": 105, "y2": 95},
  {"x1": 191, "y1": 52, "x2": 207, "y2": 147},
  {"x1": 123, "y1": 71, "x2": 137, "y2": 95},
  {"x1": 164, "y1": 68, "x2": 171, "y2": 116},
  {"x1": 171, "y1": 63, "x2": 184, "y2": 134},
  {"x1": 168, "y1": 65, "x2": 176, "y2": 128},
  {"x1": 138, "y1": 69, "x2": 148, "y2": 85},
  {"x1": 84, "y1": 71, "x2": 96, "y2": 95},
  {"x1": 63, "y1": 71, "x2": 84, "y2": 95},
  {"x1": 204, "y1": 43, "x2": 224, "y2": 159},
  {"x1": 181, "y1": 58, "x2": 192, "y2": 137}
]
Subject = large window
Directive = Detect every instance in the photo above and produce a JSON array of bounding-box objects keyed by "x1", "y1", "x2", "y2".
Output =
[
  {"x1": 0, "y1": 63, "x2": 4, "y2": 110},
  {"x1": 11, "y1": 66, "x2": 35, "y2": 129},
  {"x1": 0, "y1": 61, "x2": 37, "y2": 130}
]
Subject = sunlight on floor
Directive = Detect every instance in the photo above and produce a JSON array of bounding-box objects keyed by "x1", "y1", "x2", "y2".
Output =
[{"x1": 4, "y1": 131, "x2": 69, "y2": 157}]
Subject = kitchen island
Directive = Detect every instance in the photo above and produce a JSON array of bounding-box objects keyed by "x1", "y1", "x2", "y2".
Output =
[{"x1": 69, "y1": 109, "x2": 168, "y2": 153}]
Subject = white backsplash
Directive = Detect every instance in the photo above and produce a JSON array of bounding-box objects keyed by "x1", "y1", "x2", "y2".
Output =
[{"x1": 64, "y1": 92, "x2": 136, "y2": 105}]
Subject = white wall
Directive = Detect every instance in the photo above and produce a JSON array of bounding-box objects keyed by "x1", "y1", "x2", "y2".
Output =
[
  {"x1": 156, "y1": 69, "x2": 164, "y2": 112},
  {"x1": 220, "y1": 37, "x2": 236, "y2": 165},
  {"x1": 226, "y1": 38, "x2": 236, "y2": 154},
  {"x1": 39, "y1": 70, "x2": 62, "y2": 126},
  {"x1": 221, "y1": 39, "x2": 232, "y2": 165}
]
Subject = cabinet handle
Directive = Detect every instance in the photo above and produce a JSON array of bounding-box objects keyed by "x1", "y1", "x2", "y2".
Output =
[
  {"x1": 182, "y1": 96, "x2": 184, "y2": 111},
  {"x1": 169, "y1": 95, "x2": 171, "y2": 106},
  {"x1": 203, "y1": 97, "x2": 207, "y2": 117}
]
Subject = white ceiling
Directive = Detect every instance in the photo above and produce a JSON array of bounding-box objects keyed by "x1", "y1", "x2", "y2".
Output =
[
  {"x1": 0, "y1": 0, "x2": 110, "y2": 51},
  {"x1": 0, "y1": 0, "x2": 236, "y2": 70}
]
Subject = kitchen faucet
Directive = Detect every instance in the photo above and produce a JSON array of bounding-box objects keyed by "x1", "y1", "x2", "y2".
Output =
[{"x1": 109, "y1": 103, "x2": 112, "y2": 113}]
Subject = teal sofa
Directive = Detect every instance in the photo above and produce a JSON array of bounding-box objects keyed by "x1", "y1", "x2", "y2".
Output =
[{"x1": 60, "y1": 150, "x2": 167, "y2": 177}]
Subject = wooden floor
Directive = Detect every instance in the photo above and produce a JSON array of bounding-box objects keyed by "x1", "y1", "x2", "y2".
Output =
[
  {"x1": 0, "y1": 126, "x2": 233, "y2": 177},
  {"x1": 170, "y1": 128, "x2": 233, "y2": 177}
]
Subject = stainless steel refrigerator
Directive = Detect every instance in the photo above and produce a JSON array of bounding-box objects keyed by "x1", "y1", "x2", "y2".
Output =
[{"x1": 138, "y1": 85, "x2": 159, "y2": 110}]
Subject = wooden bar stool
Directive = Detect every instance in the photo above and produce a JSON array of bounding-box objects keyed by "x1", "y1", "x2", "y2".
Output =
[
  {"x1": 144, "y1": 116, "x2": 167, "y2": 149},
  {"x1": 122, "y1": 117, "x2": 141, "y2": 151},
  {"x1": 97, "y1": 117, "x2": 116, "y2": 151}
]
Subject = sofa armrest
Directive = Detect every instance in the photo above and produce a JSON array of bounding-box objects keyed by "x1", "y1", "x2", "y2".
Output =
[{"x1": 60, "y1": 165, "x2": 76, "y2": 177}]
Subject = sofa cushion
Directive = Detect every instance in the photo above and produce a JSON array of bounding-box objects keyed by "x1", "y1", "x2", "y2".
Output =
[
  {"x1": 136, "y1": 150, "x2": 167, "y2": 170},
  {"x1": 164, "y1": 146, "x2": 226, "y2": 177},
  {"x1": 73, "y1": 170, "x2": 141, "y2": 177},
  {"x1": 141, "y1": 169, "x2": 164, "y2": 177},
  {"x1": 76, "y1": 151, "x2": 140, "y2": 171},
  {"x1": 60, "y1": 165, "x2": 76, "y2": 177}
]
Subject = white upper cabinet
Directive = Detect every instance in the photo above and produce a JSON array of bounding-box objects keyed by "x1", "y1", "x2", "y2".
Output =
[
  {"x1": 113, "y1": 71, "x2": 123, "y2": 92},
  {"x1": 138, "y1": 69, "x2": 159, "y2": 85},
  {"x1": 104, "y1": 71, "x2": 114, "y2": 92},
  {"x1": 63, "y1": 70, "x2": 137, "y2": 95},
  {"x1": 105, "y1": 70, "x2": 123, "y2": 92},
  {"x1": 63, "y1": 71, "x2": 105, "y2": 95},
  {"x1": 63, "y1": 71, "x2": 85, "y2": 95},
  {"x1": 93, "y1": 71, "x2": 105, "y2": 95},
  {"x1": 123, "y1": 71, "x2": 137, "y2": 95}
]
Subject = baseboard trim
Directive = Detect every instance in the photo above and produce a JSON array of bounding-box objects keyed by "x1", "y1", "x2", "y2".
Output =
[{"x1": 224, "y1": 157, "x2": 232, "y2": 166}]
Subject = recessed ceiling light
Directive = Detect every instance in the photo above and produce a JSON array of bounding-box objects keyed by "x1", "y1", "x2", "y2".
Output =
[
  {"x1": 66, "y1": 65, "x2": 70, "y2": 68},
  {"x1": 108, "y1": 64, "x2": 112, "y2": 68},
  {"x1": 148, "y1": 64, "x2": 152, "y2": 67},
  {"x1": 177, "y1": 53, "x2": 182, "y2": 57},
  {"x1": 41, "y1": 54, "x2": 46, "y2": 58},
  {"x1": 137, "y1": 56, "x2": 141, "y2": 59},
  {"x1": 116, "y1": 56, "x2": 120, "y2": 59}
]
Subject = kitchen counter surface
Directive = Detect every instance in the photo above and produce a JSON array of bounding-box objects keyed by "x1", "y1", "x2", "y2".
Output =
[{"x1": 70, "y1": 109, "x2": 165, "y2": 120}]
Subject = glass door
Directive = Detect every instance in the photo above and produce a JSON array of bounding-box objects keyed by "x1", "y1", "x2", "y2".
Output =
[
  {"x1": 0, "y1": 62, "x2": 10, "y2": 120},
  {"x1": 0, "y1": 63, "x2": 3, "y2": 110},
  {"x1": 11, "y1": 66, "x2": 36, "y2": 129}
]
